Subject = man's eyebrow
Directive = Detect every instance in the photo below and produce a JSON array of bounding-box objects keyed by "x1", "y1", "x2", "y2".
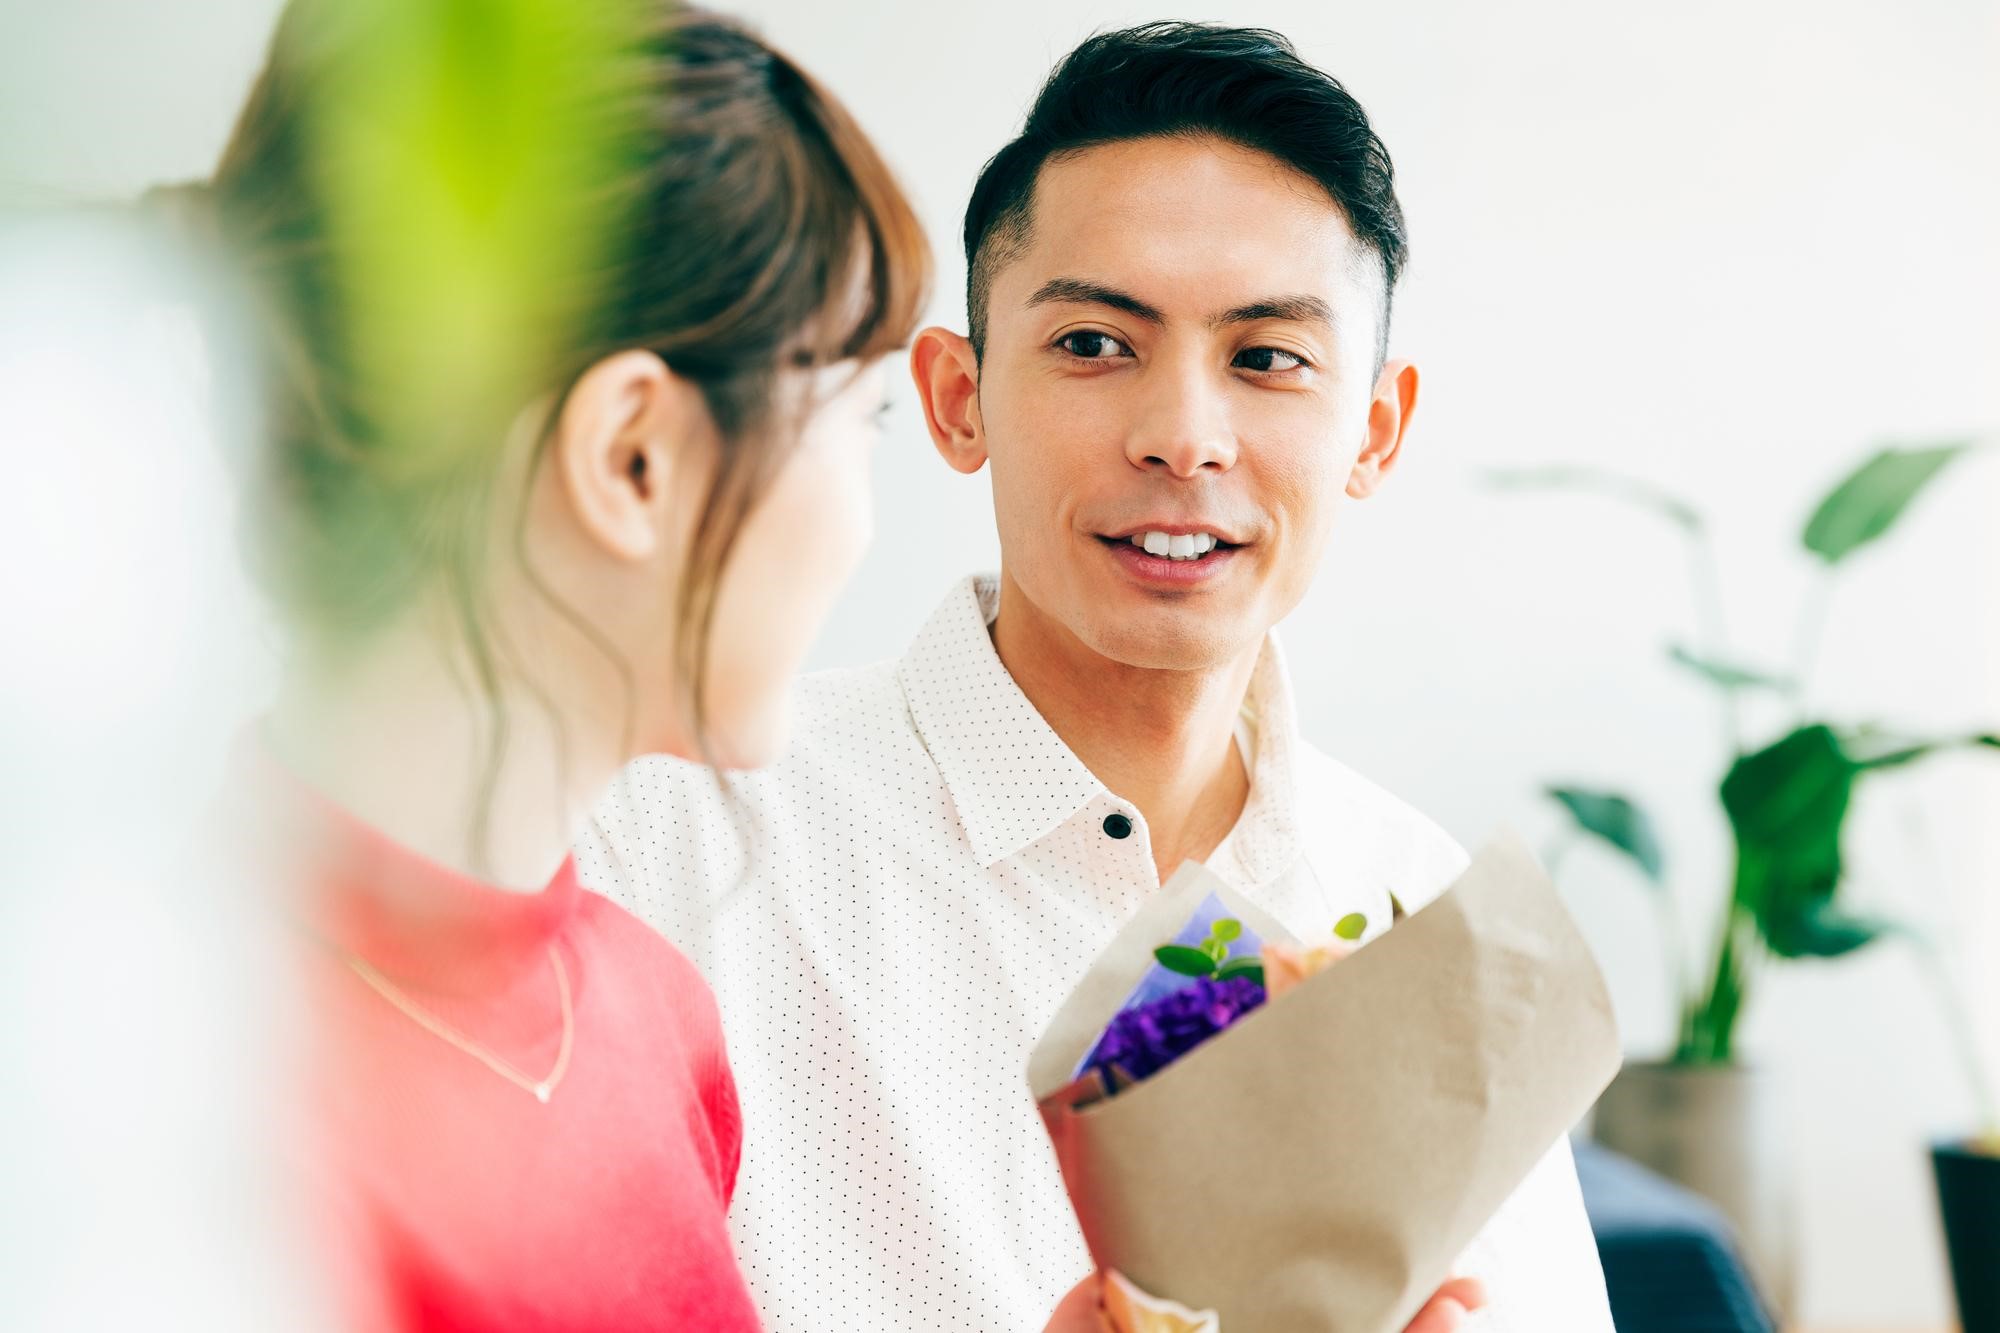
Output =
[
  {"x1": 1025, "y1": 281, "x2": 1335, "y2": 332},
  {"x1": 1024, "y1": 277, "x2": 1165, "y2": 325},
  {"x1": 1211, "y1": 295, "x2": 1335, "y2": 329}
]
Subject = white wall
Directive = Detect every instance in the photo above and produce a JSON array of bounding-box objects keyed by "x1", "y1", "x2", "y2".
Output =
[{"x1": 8, "y1": 0, "x2": 1995, "y2": 1324}]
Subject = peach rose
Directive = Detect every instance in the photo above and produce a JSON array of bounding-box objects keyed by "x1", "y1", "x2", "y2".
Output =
[{"x1": 1258, "y1": 938, "x2": 1356, "y2": 1001}]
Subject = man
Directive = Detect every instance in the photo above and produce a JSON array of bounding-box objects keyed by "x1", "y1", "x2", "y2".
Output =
[{"x1": 581, "y1": 22, "x2": 1613, "y2": 1331}]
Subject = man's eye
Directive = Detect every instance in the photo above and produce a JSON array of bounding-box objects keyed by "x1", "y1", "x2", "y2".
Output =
[
  {"x1": 1057, "y1": 331, "x2": 1131, "y2": 360},
  {"x1": 1234, "y1": 347, "x2": 1307, "y2": 373}
]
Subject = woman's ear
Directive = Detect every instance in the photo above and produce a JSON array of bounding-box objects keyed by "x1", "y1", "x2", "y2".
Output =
[
  {"x1": 551, "y1": 350, "x2": 709, "y2": 562},
  {"x1": 1347, "y1": 358, "x2": 1420, "y2": 500},
  {"x1": 910, "y1": 326, "x2": 988, "y2": 475}
]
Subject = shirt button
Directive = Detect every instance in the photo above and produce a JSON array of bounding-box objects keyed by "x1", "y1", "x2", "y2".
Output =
[{"x1": 1102, "y1": 813, "x2": 1133, "y2": 840}]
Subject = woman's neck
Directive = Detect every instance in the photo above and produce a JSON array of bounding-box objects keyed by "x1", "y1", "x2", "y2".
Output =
[{"x1": 266, "y1": 614, "x2": 625, "y2": 893}]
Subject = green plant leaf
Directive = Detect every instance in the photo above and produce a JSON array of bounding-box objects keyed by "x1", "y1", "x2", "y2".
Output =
[
  {"x1": 1215, "y1": 957, "x2": 1266, "y2": 986},
  {"x1": 1210, "y1": 919, "x2": 1242, "y2": 943},
  {"x1": 1712, "y1": 720, "x2": 1992, "y2": 972},
  {"x1": 305, "y1": 0, "x2": 651, "y2": 472},
  {"x1": 1700, "y1": 722, "x2": 1999, "y2": 1053},
  {"x1": 1667, "y1": 644, "x2": 1795, "y2": 694},
  {"x1": 1202, "y1": 940, "x2": 1228, "y2": 964},
  {"x1": 1720, "y1": 725, "x2": 1857, "y2": 960},
  {"x1": 1801, "y1": 443, "x2": 1972, "y2": 564},
  {"x1": 1547, "y1": 786, "x2": 1667, "y2": 884},
  {"x1": 1845, "y1": 730, "x2": 2000, "y2": 771},
  {"x1": 1763, "y1": 900, "x2": 1897, "y2": 959},
  {"x1": 1155, "y1": 945, "x2": 1217, "y2": 977},
  {"x1": 1334, "y1": 912, "x2": 1368, "y2": 942}
]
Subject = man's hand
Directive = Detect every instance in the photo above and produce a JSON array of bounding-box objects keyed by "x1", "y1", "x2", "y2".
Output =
[
  {"x1": 1404, "y1": 1276, "x2": 1488, "y2": 1333},
  {"x1": 1042, "y1": 1273, "x2": 1103, "y2": 1332},
  {"x1": 1044, "y1": 1271, "x2": 1490, "y2": 1332}
]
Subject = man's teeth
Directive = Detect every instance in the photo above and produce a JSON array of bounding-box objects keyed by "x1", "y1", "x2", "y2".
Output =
[{"x1": 1130, "y1": 531, "x2": 1220, "y2": 560}]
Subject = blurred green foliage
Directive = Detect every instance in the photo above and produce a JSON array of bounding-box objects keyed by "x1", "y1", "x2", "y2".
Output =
[
  {"x1": 305, "y1": 0, "x2": 649, "y2": 471},
  {"x1": 1490, "y1": 442, "x2": 1995, "y2": 1089}
]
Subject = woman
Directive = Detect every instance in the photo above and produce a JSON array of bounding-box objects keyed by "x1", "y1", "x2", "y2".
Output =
[{"x1": 182, "y1": 3, "x2": 924, "y2": 1326}]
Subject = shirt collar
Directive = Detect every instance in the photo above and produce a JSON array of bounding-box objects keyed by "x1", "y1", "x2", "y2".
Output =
[
  {"x1": 1214, "y1": 630, "x2": 1305, "y2": 886},
  {"x1": 897, "y1": 574, "x2": 1304, "y2": 882},
  {"x1": 898, "y1": 576, "x2": 1105, "y2": 868}
]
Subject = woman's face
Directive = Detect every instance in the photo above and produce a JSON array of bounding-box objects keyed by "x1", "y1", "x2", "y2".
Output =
[
  {"x1": 684, "y1": 357, "x2": 888, "y2": 768},
  {"x1": 525, "y1": 348, "x2": 890, "y2": 773}
]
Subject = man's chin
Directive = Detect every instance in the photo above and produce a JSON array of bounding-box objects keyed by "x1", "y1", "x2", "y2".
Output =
[
  {"x1": 998, "y1": 566, "x2": 1271, "y2": 674},
  {"x1": 1070, "y1": 606, "x2": 1264, "y2": 674}
]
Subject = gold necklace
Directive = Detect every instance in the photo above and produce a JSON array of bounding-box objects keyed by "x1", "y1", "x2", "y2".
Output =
[{"x1": 345, "y1": 945, "x2": 574, "y2": 1104}]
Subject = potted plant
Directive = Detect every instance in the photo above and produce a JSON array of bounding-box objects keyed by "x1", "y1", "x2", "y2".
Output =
[{"x1": 1488, "y1": 441, "x2": 1997, "y2": 1318}]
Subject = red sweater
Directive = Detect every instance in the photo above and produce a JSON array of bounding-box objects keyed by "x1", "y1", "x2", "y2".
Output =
[{"x1": 265, "y1": 771, "x2": 761, "y2": 1331}]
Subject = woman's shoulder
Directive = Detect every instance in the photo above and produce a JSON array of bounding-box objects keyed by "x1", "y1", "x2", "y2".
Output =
[{"x1": 571, "y1": 887, "x2": 723, "y2": 1024}]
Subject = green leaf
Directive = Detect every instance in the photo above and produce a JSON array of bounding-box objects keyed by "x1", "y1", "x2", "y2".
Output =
[
  {"x1": 1763, "y1": 900, "x2": 1897, "y2": 959},
  {"x1": 1721, "y1": 726, "x2": 1857, "y2": 960},
  {"x1": 1210, "y1": 919, "x2": 1243, "y2": 943},
  {"x1": 1155, "y1": 945, "x2": 1217, "y2": 977},
  {"x1": 1721, "y1": 725, "x2": 1998, "y2": 962},
  {"x1": 1668, "y1": 644, "x2": 1795, "y2": 694},
  {"x1": 1721, "y1": 726, "x2": 1852, "y2": 862},
  {"x1": 306, "y1": 0, "x2": 650, "y2": 449},
  {"x1": 1215, "y1": 957, "x2": 1266, "y2": 986},
  {"x1": 1801, "y1": 443, "x2": 1971, "y2": 564},
  {"x1": 1845, "y1": 730, "x2": 2000, "y2": 771},
  {"x1": 1547, "y1": 786, "x2": 1667, "y2": 884},
  {"x1": 1334, "y1": 912, "x2": 1368, "y2": 942}
]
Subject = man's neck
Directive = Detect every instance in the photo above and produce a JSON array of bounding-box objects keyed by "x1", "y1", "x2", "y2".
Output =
[{"x1": 989, "y1": 571, "x2": 1258, "y2": 885}]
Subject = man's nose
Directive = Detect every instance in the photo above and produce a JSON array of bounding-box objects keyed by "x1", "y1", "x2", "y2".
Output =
[{"x1": 1122, "y1": 362, "x2": 1239, "y2": 478}]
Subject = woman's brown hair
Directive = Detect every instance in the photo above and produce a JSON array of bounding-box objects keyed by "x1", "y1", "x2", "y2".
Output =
[{"x1": 173, "y1": 2, "x2": 929, "y2": 831}]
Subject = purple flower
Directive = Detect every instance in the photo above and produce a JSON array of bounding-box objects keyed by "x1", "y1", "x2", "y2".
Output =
[{"x1": 1088, "y1": 975, "x2": 1266, "y2": 1086}]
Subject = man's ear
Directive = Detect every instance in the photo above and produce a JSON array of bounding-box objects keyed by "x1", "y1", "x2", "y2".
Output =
[
  {"x1": 910, "y1": 326, "x2": 988, "y2": 475},
  {"x1": 551, "y1": 349, "x2": 709, "y2": 562},
  {"x1": 1347, "y1": 358, "x2": 1419, "y2": 499}
]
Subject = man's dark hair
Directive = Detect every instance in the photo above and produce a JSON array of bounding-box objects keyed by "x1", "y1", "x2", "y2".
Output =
[{"x1": 963, "y1": 22, "x2": 1407, "y2": 366}]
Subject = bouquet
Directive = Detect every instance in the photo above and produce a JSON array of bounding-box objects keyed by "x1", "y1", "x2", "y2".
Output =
[{"x1": 1028, "y1": 833, "x2": 1620, "y2": 1332}]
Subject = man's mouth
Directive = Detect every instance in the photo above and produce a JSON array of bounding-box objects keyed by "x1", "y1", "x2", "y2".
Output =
[{"x1": 1098, "y1": 530, "x2": 1240, "y2": 563}]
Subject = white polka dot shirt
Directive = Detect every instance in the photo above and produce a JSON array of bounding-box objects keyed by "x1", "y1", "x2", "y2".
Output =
[{"x1": 579, "y1": 575, "x2": 1613, "y2": 1332}]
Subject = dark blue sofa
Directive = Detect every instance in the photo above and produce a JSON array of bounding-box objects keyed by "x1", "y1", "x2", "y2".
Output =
[{"x1": 1572, "y1": 1137, "x2": 1776, "y2": 1332}]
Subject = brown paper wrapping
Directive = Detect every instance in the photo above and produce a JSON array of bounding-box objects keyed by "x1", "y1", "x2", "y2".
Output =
[{"x1": 1029, "y1": 832, "x2": 1620, "y2": 1332}]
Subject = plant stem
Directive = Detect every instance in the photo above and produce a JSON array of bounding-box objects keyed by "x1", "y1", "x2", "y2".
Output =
[
  {"x1": 1652, "y1": 875, "x2": 1696, "y2": 1040},
  {"x1": 1898, "y1": 812, "x2": 2000, "y2": 1137},
  {"x1": 1685, "y1": 530, "x2": 1743, "y2": 753},
  {"x1": 1686, "y1": 885, "x2": 1755, "y2": 1065},
  {"x1": 1541, "y1": 831, "x2": 1574, "y2": 881},
  {"x1": 1790, "y1": 567, "x2": 1833, "y2": 719},
  {"x1": 1711, "y1": 912, "x2": 1748, "y2": 1063},
  {"x1": 1913, "y1": 935, "x2": 2000, "y2": 1138},
  {"x1": 1676, "y1": 528, "x2": 1749, "y2": 1061}
]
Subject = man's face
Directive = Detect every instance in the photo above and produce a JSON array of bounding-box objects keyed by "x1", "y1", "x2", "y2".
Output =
[{"x1": 972, "y1": 135, "x2": 1399, "y2": 672}]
